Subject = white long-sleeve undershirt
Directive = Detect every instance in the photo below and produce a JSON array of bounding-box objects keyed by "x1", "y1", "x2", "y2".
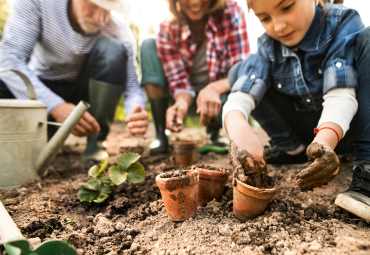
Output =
[{"x1": 222, "y1": 88, "x2": 357, "y2": 137}]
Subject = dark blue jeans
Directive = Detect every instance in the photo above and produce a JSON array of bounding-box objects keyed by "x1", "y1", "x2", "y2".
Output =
[
  {"x1": 0, "y1": 36, "x2": 127, "y2": 105},
  {"x1": 229, "y1": 27, "x2": 370, "y2": 166}
]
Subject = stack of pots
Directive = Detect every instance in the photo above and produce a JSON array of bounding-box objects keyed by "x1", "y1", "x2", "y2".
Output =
[
  {"x1": 156, "y1": 170, "x2": 199, "y2": 221},
  {"x1": 156, "y1": 167, "x2": 277, "y2": 221},
  {"x1": 191, "y1": 165, "x2": 230, "y2": 207},
  {"x1": 156, "y1": 165, "x2": 231, "y2": 221}
]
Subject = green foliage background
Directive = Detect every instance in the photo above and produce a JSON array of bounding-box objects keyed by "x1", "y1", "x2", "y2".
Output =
[{"x1": 0, "y1": 0, "x2": 9, "y2": 39}]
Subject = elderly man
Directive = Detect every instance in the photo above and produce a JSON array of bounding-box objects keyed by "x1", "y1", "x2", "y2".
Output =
[{"x1": 0, "y1": 0, "x2": 149, "y2": 162}]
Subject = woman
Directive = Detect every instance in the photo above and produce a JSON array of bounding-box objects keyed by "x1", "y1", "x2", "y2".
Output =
[{"x1": 140, "y1": 0, "x2": 250, "y2": 155}]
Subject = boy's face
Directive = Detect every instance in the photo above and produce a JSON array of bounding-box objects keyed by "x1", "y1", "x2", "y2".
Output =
[{"x1": 251, "y1": 0, "x2": 316, "y2": 47}]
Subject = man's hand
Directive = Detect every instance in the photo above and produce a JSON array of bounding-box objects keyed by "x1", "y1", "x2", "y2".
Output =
[
  {"x1": 125, "y1": 105, "x2": 149, "y2": 139},
  {"x1": 50, "y1": 102, "x2": 100, "y2": 137},
  {"x1": 196, "y1": 85, "x2": 222, "y2": 126},
  {"x1": 166, "y1": 93, "x2": 192, "y2": 132},
  {"x1": 296, "y1": 142, "x2": 340, "y2": 191}
]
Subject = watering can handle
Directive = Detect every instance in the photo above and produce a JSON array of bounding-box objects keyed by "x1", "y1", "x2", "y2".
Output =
[{"x1": 0, "y1": 68, "x2": 37, "y2": 100}]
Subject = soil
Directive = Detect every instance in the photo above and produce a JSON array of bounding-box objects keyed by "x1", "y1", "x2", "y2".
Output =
[
  {"x1": 229, "y1": 141, "x2": 271, "y2": 189},
  {"x1": 159, "y1": 170, "x2": 193, "y2": 179},
  {"x1": 193, "y1": 164, "x2": 228, "y2": 173},
  {"x1": 172, "y1": 115, "x2": 180, "y2": 128},
  {"x1": 0, "y1": 123, "x2": 369, "y2": 255}
]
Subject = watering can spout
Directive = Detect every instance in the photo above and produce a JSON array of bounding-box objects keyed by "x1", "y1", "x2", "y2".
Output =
[{"x1": 36, "y1": 101, "x2": 90, "y2": 176}]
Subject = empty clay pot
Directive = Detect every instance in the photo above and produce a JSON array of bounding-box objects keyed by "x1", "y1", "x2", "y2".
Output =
[
  {"x1": 172, "y1": 140, "x2": 196, "y2": 165},
  {"x1": 191, "y1": 165, "x2": 230, "y2": 207},
  {"x1": 233, "y1": 178, "x2": 278, "y2": 221},
  {"x1": 156, "y1": 170, "x2": 199, "y2": 221}
]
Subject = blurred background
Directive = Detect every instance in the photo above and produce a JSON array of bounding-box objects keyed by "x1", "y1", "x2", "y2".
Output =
[{"x1": 0, "y1": 0, "x2": 369, "y2": 123}]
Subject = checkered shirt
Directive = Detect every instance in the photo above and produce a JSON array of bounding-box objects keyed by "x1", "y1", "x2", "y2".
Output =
[{"x1": 156, "y1": 0, "x2": 250, "y2": 97}]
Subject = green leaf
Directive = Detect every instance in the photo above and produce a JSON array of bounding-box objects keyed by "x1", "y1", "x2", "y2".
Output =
[
  {"x1": 88, "y1": 165, "x2": 99, "y2": 178},
  {"x1": 83, "y1": 180, "x2": 102, "y2": 191},
  {"x1": 97, "y1": 158, "x2": 109, "y2": 176},
  {"x1": 93, "y1": 186, "x2": 112, "y2": 203},
  {"x1": 117, "y1": 153, "x2": 141, "y2": 171},
  {"x1": 100, "y1": 176, "x2": 111, "y2": 185},
  {"x1": 126, "y1": 162, "x2": 146, "y2": 183},
  {"x1": 78, "y1": 188, "x2": 98, "y2": 202},
  {"x1": 109, "y1": 166, "x2": 127, "y2": 185}
]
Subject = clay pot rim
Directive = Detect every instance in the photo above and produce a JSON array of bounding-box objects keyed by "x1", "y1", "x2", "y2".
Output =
[
  {"x1": 191, "y1": 166, "x2": 230, "y2": 181},
  {"x1": 235, "y1": 178, "x2": 278, "y2": 195},
  {"x1": 156, "y1": 169, "x2": 199, "y2": 181},
  {"x1": 191, "y1": 165, "x2": 230, "y2": 174},
  {"x1": 172, "y1": 140, "x2": 196, "y2": 145}
]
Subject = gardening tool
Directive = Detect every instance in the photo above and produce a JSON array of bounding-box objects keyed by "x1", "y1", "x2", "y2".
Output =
[
  {"x1": 0, "y1": 69, "x2": 90, "y2": 189},
  {"x1": 0, "y1": 201, "x2": 76, "y2": 255}
]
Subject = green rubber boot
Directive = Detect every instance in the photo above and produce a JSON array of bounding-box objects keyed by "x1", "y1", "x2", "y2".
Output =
[
  {"x1": 81, "y1": 79, "x2": 124, "y2": 163},
  {"x1": 149, "y1": 97, "x2": 170, "y2": 155}
]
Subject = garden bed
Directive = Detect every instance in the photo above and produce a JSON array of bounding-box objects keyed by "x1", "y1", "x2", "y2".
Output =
[{"x1": 0, "y1": 123, "x2": 369, "y2": 255}]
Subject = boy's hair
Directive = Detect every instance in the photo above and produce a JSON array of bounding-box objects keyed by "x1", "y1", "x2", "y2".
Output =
[
  {"x1": 167, "y1": 0, "x2": 227, "y2": 20},
  {"x1": 246, "y1": 0, "x2": 342, "y2": 10}
]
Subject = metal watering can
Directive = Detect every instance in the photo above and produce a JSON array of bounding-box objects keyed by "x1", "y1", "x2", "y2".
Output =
[{"x1": 0, "y1": 69, "x2": 90, "y2": 189}]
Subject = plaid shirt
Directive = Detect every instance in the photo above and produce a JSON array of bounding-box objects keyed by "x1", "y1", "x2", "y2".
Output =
[{"x1": 156, "y1": 0, "x2": 250, "y2": 98}]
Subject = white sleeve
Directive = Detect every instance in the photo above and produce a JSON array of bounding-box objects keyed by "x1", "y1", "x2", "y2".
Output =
[
  {"x1": 222, "y1": 91, "x2": 255, "y2": 135},
  {"x1": 317, "y1": 88, "x2": 357, "y2": 137}
]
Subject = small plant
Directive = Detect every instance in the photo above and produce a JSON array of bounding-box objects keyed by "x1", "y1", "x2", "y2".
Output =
[{"x1": 78, "y1": 153, "x2": 145, "y2": 203}]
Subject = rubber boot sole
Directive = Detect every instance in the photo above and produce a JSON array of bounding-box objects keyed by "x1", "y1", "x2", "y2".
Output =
[{"x1": 335, "y1": 191, "x2": 370, "y2": 221}]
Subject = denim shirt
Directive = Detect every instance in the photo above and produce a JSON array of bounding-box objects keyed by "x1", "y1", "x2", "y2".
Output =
[{"x1": 232, "y1": 4, "x2": 364, "y2": 112}]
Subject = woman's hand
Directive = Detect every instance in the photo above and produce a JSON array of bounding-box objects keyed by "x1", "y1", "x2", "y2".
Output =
[
  {"x1": 196, "y1": 85, "x2": 222, "y2": 126},
  {"x1": 125, "y1": 105, "x2": 149, "y2": 139},
  {"x1": 296, "y1": 142, "x2": 339, "y2": 191},
  {"x1": 196, "y1": 79, "x2": 230, "y2": 126},
  {"x1": 50, "y1": 102, "x2": 100, "y2": 137},
  {"x1": 166, "y1": 92, "x2": 192, "y2": 132}
]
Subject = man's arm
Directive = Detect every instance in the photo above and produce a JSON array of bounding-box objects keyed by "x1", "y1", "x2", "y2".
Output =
[
  {"x1": 0, "y1": 0, "x2": 65, "y2": 114},
  {"x1": 108, "y1": 17, "x2": 146, "y2": 115}
]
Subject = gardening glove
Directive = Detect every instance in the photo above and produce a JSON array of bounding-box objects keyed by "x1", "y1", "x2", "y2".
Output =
[
  {"x1": 228, "y1": 141, "x2": 269, "y2": 188},
  {"x1": 296, "y1": 142, "x2": 340, "y2": 191}
]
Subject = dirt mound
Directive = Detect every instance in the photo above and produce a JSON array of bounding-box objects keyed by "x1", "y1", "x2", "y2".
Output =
[{"x1": 0, "y1": 124, "x2": 369, "y2": 255}]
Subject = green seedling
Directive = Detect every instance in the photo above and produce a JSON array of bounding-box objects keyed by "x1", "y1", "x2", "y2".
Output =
[
  {"x1": 78, "y1": 153, "x2": 146, "y2": 203},
  {"x1": 64, "y1": 215, "x2": 79, "y2": 225}
]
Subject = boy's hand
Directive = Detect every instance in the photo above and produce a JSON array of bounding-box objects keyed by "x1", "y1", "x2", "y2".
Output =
[
  {"x1": 125, "y1": 105, "x2": 149, "y2": 139},
  {"x1": 225, "y1": 111, "x2": 265, "y2": 168},
  {"x1": 296, "y1": 142, "x2": 339, "y2": 191}
]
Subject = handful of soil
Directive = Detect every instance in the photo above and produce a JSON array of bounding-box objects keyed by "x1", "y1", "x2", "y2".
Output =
[
  {"x1": 228, "y1": 141, "x2": 270, "y2": 188},
  {"x1": 172, "y1": 114, "x2": 181, "y2": 128}
]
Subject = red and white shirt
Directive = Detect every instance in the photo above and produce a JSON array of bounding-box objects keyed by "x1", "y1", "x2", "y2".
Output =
[{"x1": 156, "y1": 0, "x2": 250, "y2": 97}]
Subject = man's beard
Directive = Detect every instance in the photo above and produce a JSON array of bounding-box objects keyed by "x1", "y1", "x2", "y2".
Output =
[{"x1": 78, "y1": 17, "x2": 107, "y2": 34}]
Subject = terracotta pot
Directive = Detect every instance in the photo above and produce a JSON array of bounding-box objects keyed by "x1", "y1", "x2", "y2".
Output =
[
  {"x1": 191, "y1": 165, "x2": 230, "y2": 207},
  {"x1": 119, "y1": 146, "x2": 144, "y2": 163},
  {"x1": 233, "y1": 178, "x2": 278, "y2": 221},
  {"x1": 172, "y1": 141, "x2": 196, "y2": 165},
  {"x1": 156, "y1": 170, "x2": 199, "y2": 221}
]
